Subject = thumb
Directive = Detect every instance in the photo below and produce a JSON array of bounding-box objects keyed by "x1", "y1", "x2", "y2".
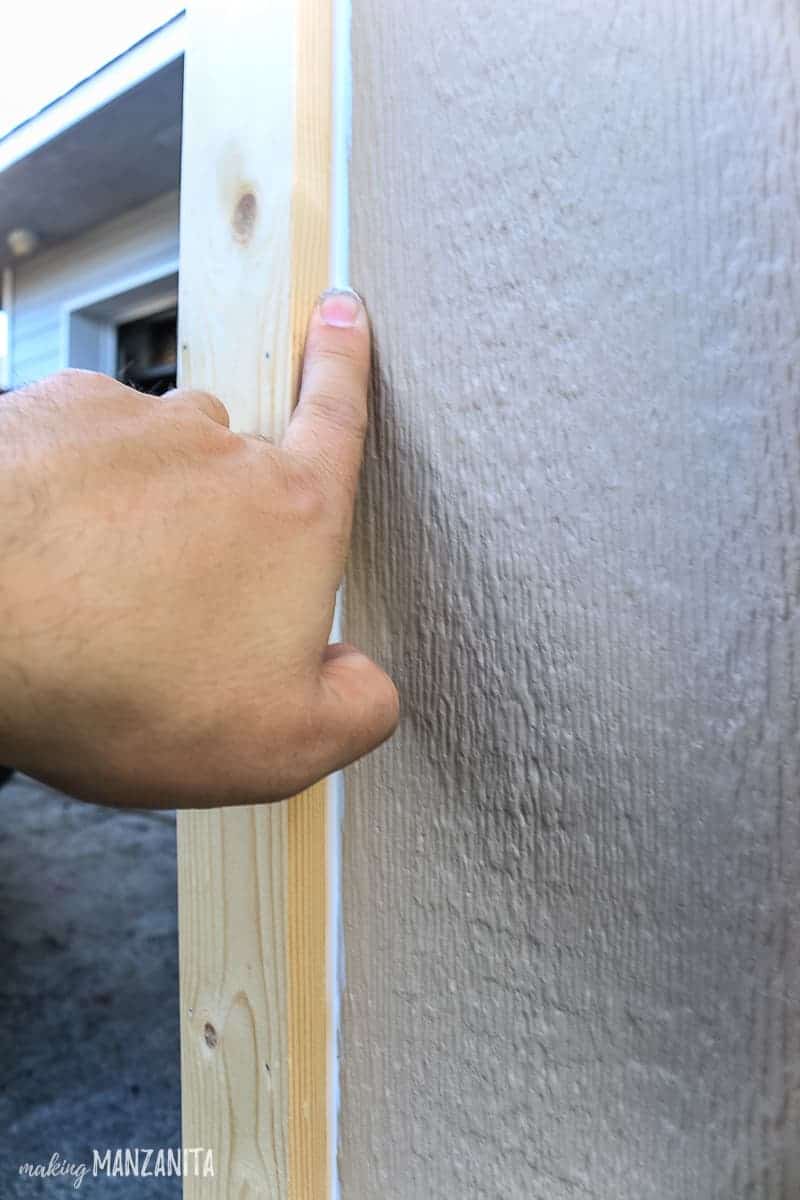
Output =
[{"x1": 315, "y1": 643, "x2": 399, "y2": 771}]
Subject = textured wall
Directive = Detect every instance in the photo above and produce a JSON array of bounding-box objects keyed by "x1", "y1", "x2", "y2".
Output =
[{"x1": 341, "y1": 2, "x2": 800, "y2": 1197}]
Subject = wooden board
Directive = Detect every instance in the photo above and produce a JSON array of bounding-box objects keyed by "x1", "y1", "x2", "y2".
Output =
[
  {"x1": 341, "y1": 1, "x2": 800, "y2": 1197},
  {"x1": 176, "y1": 2, "x2": 332, "y2": 1196}
]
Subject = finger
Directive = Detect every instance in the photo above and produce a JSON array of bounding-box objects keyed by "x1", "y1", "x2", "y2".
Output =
[
  {"x1": 162, "y1": 387, "x2": 230, "y2": 427},
  {"x1": 282, "y1": 288, "x2": 370, "y2": 499},
  {"x1": 313, "y1": 643, "x2": 399, "y2": 772}
]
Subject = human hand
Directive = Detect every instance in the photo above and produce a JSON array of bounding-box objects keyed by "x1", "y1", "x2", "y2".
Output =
[{"x1": 0, "y1": 288, "x2": 398, "y2": 807}]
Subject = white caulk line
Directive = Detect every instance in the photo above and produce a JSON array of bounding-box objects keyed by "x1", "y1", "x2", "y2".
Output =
[
  {"x1": 329, "y1": 0, "x2": 352, "y2": 292},
  {"x1": 328, "y1": 1, "x2": 352, "y2": 1197}
]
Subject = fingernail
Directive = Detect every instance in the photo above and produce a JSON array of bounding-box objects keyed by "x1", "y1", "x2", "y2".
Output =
[{"x1": 318, "y1": 287, "x2": 363, "y2": 328}]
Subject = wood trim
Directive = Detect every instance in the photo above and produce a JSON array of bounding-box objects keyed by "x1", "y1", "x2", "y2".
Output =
[
  {"x1": 176, "y1": 2, "x2": 333, "y2": 1196},
  {"x1": 287, "y1": 787, "x2": 330, "y2": 1200}
]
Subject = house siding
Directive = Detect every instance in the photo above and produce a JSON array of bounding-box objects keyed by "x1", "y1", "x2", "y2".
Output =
[
  {"x1": 10, "y1": 190, "x2": 179, "y2": 386},
  {"x1": 342, "y1": 1, "x2": 800, "y2": 1197}
]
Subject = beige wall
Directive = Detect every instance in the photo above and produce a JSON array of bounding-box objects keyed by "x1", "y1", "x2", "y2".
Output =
[{"x1": 342, "y1": 2, "x2": 800, "y2": 1197}]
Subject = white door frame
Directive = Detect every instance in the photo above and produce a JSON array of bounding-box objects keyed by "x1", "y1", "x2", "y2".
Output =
[{"x1": 59, "y1": 257, "x2": 179, "y2": 375}]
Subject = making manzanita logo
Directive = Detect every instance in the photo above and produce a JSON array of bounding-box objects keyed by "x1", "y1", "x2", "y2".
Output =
[{"x1": 19, "y1": 1148, "x2": 215, "y2": 1189}]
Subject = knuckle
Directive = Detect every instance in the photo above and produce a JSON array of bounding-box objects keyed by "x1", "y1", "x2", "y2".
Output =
[
  {"x1": 171, "y1": 396, "x2": 205, "y2": 422},
  {"x1": 160, "y1": 397, "x2": 199, "y2": 426},
  {"x1": 41, "y1": 368, "x2": 138, "y2": 411},
  {"x1": 307, "y1": 388, "x2": 367, "y2": 440},
  {"x1": 48, "y1": 367, "x2": 105, "y2": 393},
  {"x1": 191, "y1": 388, "x2": 229, "y2": 417},
  {"x1": 154, "y1": 400, "x2": 232, "y2": 456},
  {"x1": 312, "y1": 338, "x2": 363, "y2": 368}
]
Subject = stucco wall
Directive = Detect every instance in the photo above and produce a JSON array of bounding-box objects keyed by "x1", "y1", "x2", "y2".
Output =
[{"x1": 341, "y1": 3, "x2": 800, "y2": 1197}]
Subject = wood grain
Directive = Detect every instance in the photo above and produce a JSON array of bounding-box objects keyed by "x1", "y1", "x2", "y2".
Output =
[
  {"x1": 342, "y1": 2, "x2": 800, "y2": 1197},
  {"x1": 176, "y1": 2, "x2": 332, "y2": 1196}
]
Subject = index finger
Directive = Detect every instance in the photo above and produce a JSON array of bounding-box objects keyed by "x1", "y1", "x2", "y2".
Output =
[{"x1": 281, "y1": 288, "x2": 371, "y2": 500}]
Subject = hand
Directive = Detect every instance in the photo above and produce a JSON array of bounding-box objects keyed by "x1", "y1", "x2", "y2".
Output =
[{"x1": 0, "y1": 288, "x2": 398, "y2": 807}]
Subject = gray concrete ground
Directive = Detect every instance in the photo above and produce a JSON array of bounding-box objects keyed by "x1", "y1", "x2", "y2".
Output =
[{"x1": 0, "y1": 774, "x2": 181, "y2": 1196}]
